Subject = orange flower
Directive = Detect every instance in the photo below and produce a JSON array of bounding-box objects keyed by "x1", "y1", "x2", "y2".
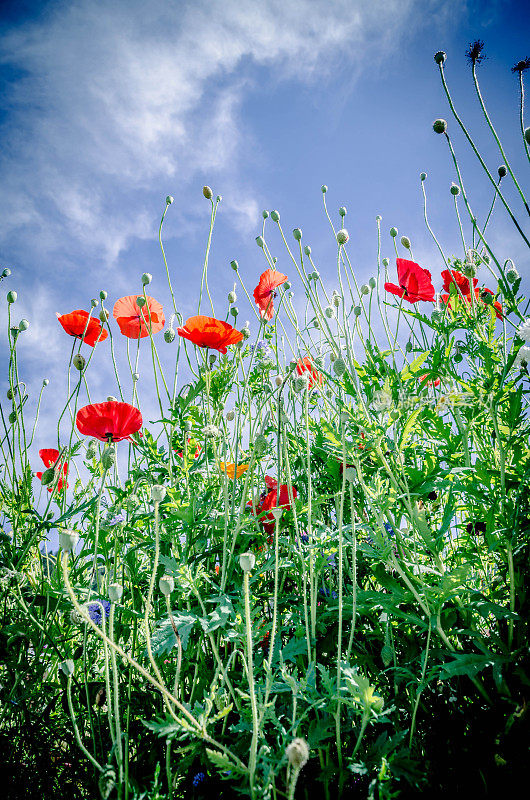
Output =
[
  {"x1": 177, "y1": 315, "x2": 243, "y2": 353},
  {"x1": 296, "y1": 357, "x2": 323, "y2": 389},
  {"x1": 253, "y1": 268, "x2": 288, "y2": 321},
  {"x1": 57, "y1": 310, "x2": 108, "y2": 347},
  {"x1": 113, "y1": 295, "x2": 165, "y2": 338},
  {"x1": 219, "y1": 462, "x2": 249, "y2": 479}
]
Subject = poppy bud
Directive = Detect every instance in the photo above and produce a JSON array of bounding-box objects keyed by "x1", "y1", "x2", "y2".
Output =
[
  {"x1": 507, "y1": 267, "x2": 519, "y2": 283},
  {"x1": 271, "y1": 210, "x2": 280, "y2": 222},
  {"x1": 312, "y1": 270, "x2": 320, "y2": 281},
  {"x1": 40, "y1": 467, "x2": 56, "y2": 486},
  {"x1": 361, "y1": 284, "x2": 370, "y2": 295},
  {"x1": 141, "y1": 273, "x2": 152, "y2": 286},
  {"x1": 354, "y1": 306, "x2": 362, "y2": 317},
  {"x1": 159, "y1": 575, "x2": 174, "y2": 596},
  {"x1": 8, "y1": 410, "x2": 16, "y2": 423},
  {"x1": 100, "y1": 290, "x2": 108, "y2": 300},
  {"x1": 18, "y1": 319, "x2": 29, "y2": 331},
  {"x1": 256, "y1": 236, "x2": 265, "y2": 248},
  {"x1": 262, "y1": 210, "x2": 269, "y2": 219},
  {"x1": 107, "y1": 395, "x2": 118, "y2": 402},
  {"x1": 405, "y1": 341, "x2": 413, "y2": 352},
  {"x1": 228, "y1": 290, "x2": 237, "y2": 304},
  {"x1": 43, "y1": 378, "x2": 49, "y2": 386},
  {"x1": 303, "y1": 245, "x2": 311, "y2": 257},
  {"x1": 150, "y1": 485, "x2": 166, "y2": 503},
  {"x1": 284, "y1": 281, "x2": 291, "y2": 290},
  {"x1": 481, "y1": 291, "x2": 493, "y2": 306},
  {"x1": 230, "y1": 306, "x2": 238, "y2": 318},
  {"x1": 7, "y1": 291, "x2": 17, "y2": 304},
  {"x1": 433, "y1": 119, "x2": 447, "y2": 134},
  {"x1": 241, "y1": 323, "x2": 250, "y2": 339},
  {"x1": 203, "y1": 186, "x2": 213, "y2": 199},
  {"x1": 324, "y1": 306, "x2": 335, "y2": 318},
  {"x1": 2, "y1": 268, "x2": 11, "y2": 278},
  {"x1": 337, "y1": 229, "x2": 349, "y2": 245},
  {"x1": 254, "y1": 434, "x2": 268, "y2": 455},
  {"x1": 275, "y1": 375, "x2": 283, "y2": 386},
  {"x1": 209, "y1": 354, "x2": 217, "y2": 365},
  {"x1": 382, "y1": 258, "x2": 389, "y2": 267},
  {"x1": 333, "y1": 292, "x2": 341, "y2": 307},
  {"x1": 369, "y1": 277, "x2": 376, "y2": 289},
  {"x1": 6, "y1": 386, "x2": 16, "y2": 399},
  {"x1": 109, "y1": 583, "x2": 123, "y2": 603},
  {"x1": 99, "y1": 309, "x2": 109, "y2": 322},
  {"x1": 431, "y1": 309, "x2": 443, "y2": 323},
  {"x1": 286, "y1": 738, "x2": 309, "y2": 769},
  {"x1": 339, "y1": 206, "x2": 346, "y2": 217},
  {"x1": 203, "y1": 424, "x2": 220, "y2": 438},
  {"x1": 230, "y1": 260, "x2": 239, "y2": 271},
  {"x1": 333, "y1": 358, "x2": 346, "y2": 376},
  {"x1": 400, "y1": 236, "x2": 411, "y2": 249},
  {"x1": 86, "y1": 440, "x2": 97, "y2": 459},
  {"x1": 434, "y1": 51, "x2": 446, "y2": 64},
  {"x1": 73, "y1": 354, "x2": 85, "y2": 371},
  {"x1": 420, "y1": 172, "x2": 427, "y2": 181},
  {"x1": 226, "y1": 410, "x2": 235, "y2": 421},
  {"x1": 136, "y1": 296, "x2": 146, "y2": 308},
  {"x1": 389, "y1": 227, "x2": 398, "y2": 238},
  {"x1": 216, "y1": 195, "x2": 222, "y2": 202},
  {"x1": 321, "y1": 185, "x2": 328, "y2": 193},
  {"x1": 166, "y1": 195, "x2": 174, "y2": 205},
  {"x1": 59, "y1": 529, "x2": 79, "y2": 552},
  {"x1": 91, "y1": 299, "x2": 98, "y2": 308},
  {"x1": 450, "y1": 183, "x2": 460, "y2": 195},
  {"x1": 525, "y1": 127, "x2": 530, "y2": 145},
  {"x1": 344, "y1": 467, "x2": 356, "y2": 483},
  {"x1": 164, "y1": 329, "x2": 176, "y2": 343},
  {"x1": 293, "y1": 227, "x2": 302, "y2": 241},
  {"x1": 60, "y1": 660, "x2": 75, "y2": 677},
  {"x1": 462, "y1": 262, "x2": 476, "y2": 278},
  {"x1": 239, "y1": 552, "x2": 255, "y2": 572},
  {"x1": 102, "y1": 448, "x2": 116, "y2": 470},
  {"x1": 498, "y1": 165, "x2": 507, "y2": 178},
  {"x1": 295, "y1": 374, "x2": 310, "y2": 391}
]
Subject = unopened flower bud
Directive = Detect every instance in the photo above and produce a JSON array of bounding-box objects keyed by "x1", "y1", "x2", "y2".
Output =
[
  {"x1": 433, "y1": 119, "x2": 447, "y2": 134},
  {"x1": 141, "y1": 273, "x2": 152, "y2": 286},
  {"x1": 360, "y1": 284, "x2": 370, "y2": 295},
  {"x1": 2, "y1": 268, "x2": 11, "y2": 278},
  {"x1": 262, "y1": 210, "x2": 269, "y2": 219},
  {"x1": 226, "y1": 410, "x2": 235, "y2": 421},
  {"x1": 159, "y1": 575, "x2": 174, "y2": 596},
  {"x1": 209, "y1": 354, "x2": 217, "y2": 366},
  {"x1": 40, "y1": 467, "x2": 55, "y2": 486},
  {"x1": 332, "y1": 292, "x2": 341, "y2": 307},
  {"x1": 60, "y1": 660, "x2": 75, "y2": 677},
  {"x1": 7, "y1": 291, "x2": 17, "y2": 304},
  {"x1": 431, "y1": 309, "x2": 443, "y2": 323},
  {"x1": 400, "y1": 236, "x2": 411, "y2": 249},
  {"x1": 241, "y1": 323, "x2": 250, "y2": 339},
  {"x1": 524, "y1": 127, "x2": 530, "y2": 146},
  {"x1": 344, "y1": 467, "x2": 356, "y2": 483},
  {"x1": 43, "y1": 378, "x2": 49, "y2": 386},
  {"x1": 368, "y1": 277, "x2": 376, "y2": 289},
  {"x1": 59, "y1": 529, "x2": 79, "y2": 553},
  {"x1": 203, "y1": 424, "x2": 220, "y2": 438},
  {"x1": 284, "y1": 281, "x2": 291, "y2": 290},
  {"x1": 324, "y1": 306, "x2": 335, "y2": 318},
  {"x1": 73, "y1": 354, "x2": 85, "y2": 371},
  {"x1": 286, "y1": 738, "x2": 309, "y2": 769},
  {"x1": 18, "y1": 319, "x2": 29, "y2": 332},
  {"x1": 498, "y1": 165, "x2": 507, "y2": 178},
  {"x1": 354, "y1": 306, "x2": 362, "y2": 317},
  {"x1": 239, "y1": 552, "x2": 256, "y2": 572},
  {"x1": 382, "y1": 257, "x2": 389, "y2": 267},
  {"x1": 230, "y1": 260, "x2": 239, "y2": 271},
  {"x1": 99, "y1": 289, "x2": 107, "y2": 300},
  {"x1": 271, "y1": 210, "x2": 280, "y2": 222},
  {"x1": 166, "y1": 195, "x2": 174, "y2": 205},
  {"x1": 321, "y1": 184, "x2": 328, "y2": 193},
  {"x1": 86, "y1": 440, "x2": 97, "y2": 459},
  {"x1": 506, "y1": 267, "x2": 519, "y2": 283},
  {"x1": 291, "y1": 227, "x2": 302, "y2": 242},
  {"x1": 304, "y1": 245, "x2": 311, "y2": 256},
  {"x1": 107, "y1": 395, "x2": 118, "y2": 402},
  {"x1": 256, "y1": 236, "x2": 265, "y2": 248},
  {"x1": 450, "y1": 183, "x2": 460, "y2": 196},
  {"x1": 434, "y1": 51, "x2": 446, "y2": 65},
  {"x1": 91, "y1": 298, "x2": 98, "y2": 308},
  {"x1": 230, "y1": 306, "x2": 238, "y2": 318},
  {"x1": 333, "y1": 358, "x2": 346, "y2": 376},
  {"x1": 150, "y1": 485, "x2": 166, "y2": 503},
  {"x1": 109, "y1": 583, "x2": 123, "y2": 603},
  {"x1": 203, "y1": 186, "x2": 213, "y2": 199},
  {"x1": 420, "y1": 172, "x2": 427, "y2": 181},
  {"x1": 164, "y1": 328, "x2": 176, "y2": 343},
  {"x1": 275, "y1": 375, "x2": 283, "y2": 386},
  {"x1": 339, "y1": 206, "x2": 346, "y2": 217},
  {"x1": 136, "y1": 296, "x2": 146, "y2": 308},
  {"x1": 216, "y1": 195, "x2": 222, "y2": 203},
  {"x1": 132, "y1": 372, "x2": 140, "y2": 382},
  {"x1": 389, "y1": 227, "x2": 398, "y2": 238},
  {"x1": 254, "y1": 434, "x2": 268, "y2": 455},
  {"x1": 99, "y1": 309, "x2": 109, "y2": 322},
  {"x1": 101, "y1": 448, "x2": 116, "y2": 470},
  {"x1": 337, "y1": 229, "x2": 349, "y2": 245},
  {"x1": 228, "y1": 290, "x2": 237, "y2": 304}
]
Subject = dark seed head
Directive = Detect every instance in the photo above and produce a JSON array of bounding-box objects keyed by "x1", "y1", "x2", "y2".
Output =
[
  {"x1": 511, "y1": 57, "x2": 530, "y2": 74},
  {"x1": 465, "y1": 39, "x2": 486, "y2": 66}
]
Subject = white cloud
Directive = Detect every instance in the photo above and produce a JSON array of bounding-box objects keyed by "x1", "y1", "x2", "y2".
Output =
[{"x1": 0, "y1": 0, "x2": 452, "y2": 267}]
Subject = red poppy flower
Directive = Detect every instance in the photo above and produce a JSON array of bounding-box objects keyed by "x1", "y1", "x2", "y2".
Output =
[
  {"x1": 418, "y1": 374, "x2": 441, "y2": 388},
  {"x1": 296, "y1": 357, "x2": 323, "y2": 389},
  {"x1": 441, "y1": 288, "x2": 502, "y2": 319},
  {"x1": 384, "y1": 259, "x2": 435, "y2": 303},
  {"x1": 113, "y1": 295, "x2": 165, "y2": 339},
  {"x1": 177, "y1": 315, "x2": 243, "y2": 353},
  {"x1": 253, "y1": 269, "x2": 288, "y2": 321},
  {"x1": 76, "y1": 401, "x2": 142, "y2": 442},
  {"x1": 175, "y1": 439, "x2": 202, "y2": 459},
  {"x1": 441, "y1": 269, "x2": 478, "y2": 296},
  {"x1": 36, "y1": 448, "x2": 68, "y2": 493},
  {"x1": 57, "y1": 310, "x2": 108, "y2": 347},
  {"x1": 254, "y1": 477, "x2": 297, "y2": 535}
]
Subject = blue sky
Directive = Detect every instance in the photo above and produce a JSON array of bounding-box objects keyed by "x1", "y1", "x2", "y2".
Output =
[{"x1": 1, "y1": 0, "x2": 529, "y2": 454}]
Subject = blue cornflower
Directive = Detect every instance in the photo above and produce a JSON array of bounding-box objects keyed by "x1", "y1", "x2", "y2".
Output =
[
  {"x1": 109, "y1": 513, "x2": 125, "y2": 526},
  {"x1": 327, "y1": 553, "x2": 337, "y2": 568},
  {"x1": 192, "y1": 772, "x2": 206, "y2": 787},
  {"x1": 319, "y1": 587, "x2": 338, "y2": 600},
  {"x1": 300, "y1": 533, "x2": 309, "y2": 544},
  {"x1": 88, "y1": 600, "x2": 111, "y2": 626},
  {"x1": 384, "y1": 522, "x2": 395, "y2": 537}
]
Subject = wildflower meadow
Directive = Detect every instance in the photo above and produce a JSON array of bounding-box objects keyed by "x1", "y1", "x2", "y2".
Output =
[{"x1": 2, "y1": 45, "x2": 530, "y2": 799}]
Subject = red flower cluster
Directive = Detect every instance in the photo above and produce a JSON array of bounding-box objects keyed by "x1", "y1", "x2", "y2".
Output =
[
  {"x1": 57, "y1": 310, "x2": 108, "y2": 347},
  {"x1": 385, "y1": 259, "x2": 435, "y2": 303},
  {"x1": 177, "y1": 315, "x2": 243, "y2": 353},
  {"x1": 296, "y1": 357, "x2": 323, "y2": 389},
  {"x1": 76, "y1": 402, "x2": 142, "y2": 442},
  {"x1": 36, "y1": 449, "x2": 68, "y2": 493},
  {"x1": 441, "y1": 275, "x2": 502, "y2": 319},
  {"x1": 254, "y1": 476, "x2": 297, "y2": 536},
  {"x1": 113, "y1": 295, "x2": 165, "y2": 339},
  {"x1": 253, "y1": 269, "x2": 288, "y2": 321},
  {"x1": 441, "y1": 269, "x2": 478, "y2": 296}
]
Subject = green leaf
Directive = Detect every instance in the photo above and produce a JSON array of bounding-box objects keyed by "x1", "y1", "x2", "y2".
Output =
[
  {"x1": 150, "y1": 612, "x2": 198, "y2": 655},
  {"x1": 399, "y1": 408, "x2": 422, "y2": 452},
  {"x1": 205, "y1": 748, "x2": 240, "y2": 776},
  {"x1": 401, "y1": 352, "x2": 429, "y2": 381},
  {"x1": 281, "y1": 637, "x2": 308, "y2": 663}
]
